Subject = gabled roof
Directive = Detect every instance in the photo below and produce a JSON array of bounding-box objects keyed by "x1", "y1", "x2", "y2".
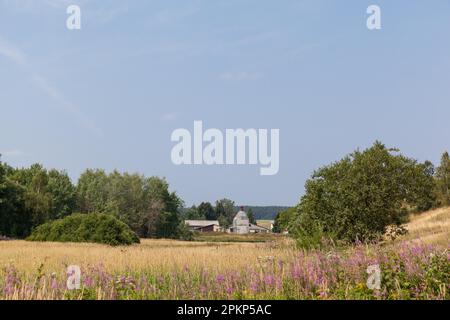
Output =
[
  {"x1": 185, "y1": 220, "x2": 220, "y2": 227},
  {"x1": 249, "y1": 224, "x2": 271, "y2": 231}
]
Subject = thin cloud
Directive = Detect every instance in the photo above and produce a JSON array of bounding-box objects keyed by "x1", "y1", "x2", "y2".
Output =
[
  {"x1": 219, "y1": 71, "x2": 263, "y2": 82},
  {"x1": 0, "y1": 35, "x2": 103, "y2": 137}
]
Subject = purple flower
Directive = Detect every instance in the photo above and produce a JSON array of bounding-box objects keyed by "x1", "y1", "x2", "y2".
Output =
[
  {"x1": 264, "y1": 275, "x2": 275, "y2": 286},
  {"x1": 84, "y1": 276, "x2": 94, "y2": 288}
]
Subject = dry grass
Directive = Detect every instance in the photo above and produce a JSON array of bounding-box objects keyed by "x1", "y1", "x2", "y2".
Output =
[
  {"x1": 0, "y1": 207, "x2": 448, "y2": 280},
  {"x1": 401, "y1": 206, "x2": 450, "y2": 246},
  {"x1": 0, "y1": 238, "x2": 295, "y2": 277}
]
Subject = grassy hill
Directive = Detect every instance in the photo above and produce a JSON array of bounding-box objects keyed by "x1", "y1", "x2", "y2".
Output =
[{"x1": 400, "y1": 206, "x2": 450, "y2": 246}]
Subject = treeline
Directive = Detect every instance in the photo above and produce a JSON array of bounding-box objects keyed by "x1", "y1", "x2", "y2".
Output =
[
  {"x1": 0, "y1": 161, "x2": 189, "y2": 240},
  {"x1": 182, "y1": 200, "x2": 254, "y2": 227},
  {"x1": 273, "y1": 143, "x2": 450, "y2": 248},
  {"x1": 241, "y1": 206, "x2": 289, "y2": 220},
  {"x1": 183, "y1": 202, "x2": 284, "y2": 226},
  {"x1": 182, "y1": 204, "x2": 287, "y2": 226}
]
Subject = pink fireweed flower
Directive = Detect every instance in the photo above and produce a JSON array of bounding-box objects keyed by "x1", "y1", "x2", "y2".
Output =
[
  {"x1": 250, "y1": 281, "x2": 259, "y2": 293},
  {"x1": 291, "y1": 265, "x2": 301, "y2": 280},
  {"x1": 84, "y1": 276, "x2": 94, "y2": 288},
  {"x1": 264, "y1": 275, "x2": 275, "y2": 286}
]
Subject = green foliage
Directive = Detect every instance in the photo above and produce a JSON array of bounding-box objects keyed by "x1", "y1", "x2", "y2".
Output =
[
  {"x1": 273, "y1": 207, "x2": 295, "y2": 233},
  {"x1": 27, "y1": 213, "x2": 140, "y2": 246},
  {"x1": 240, "y1": 206, "x2": 289, "y2": 220},
  {"x1": 291, "y1": 141, "x2": 436, "y2": 247},
  {"x1": 47, "y1": 169, "x2": 77, "y2": 220},
  {"x1": 410, "y1": 161, "x2": 436, "y2": 212},
  {"x1": 0, "y1": 159, "x2": 31, "y2": 238},
  {"x1": 435, "y1": 151, "x2": 450, "y2": 206},
  {"x1": 76, "y1": 170, "x2": 183, "y2": 239},
  {"x1": 7, "y1": 164, "x2": 76, "y2": 229},
  {"x1": 198, "y1": 202, "x2": 216, "y2": 221},
  {"x1": 75, "y1": 169, "x2": 109, "y2": 213},
  {"x1": 176, "y1": 221, "x2": 194, "y2": 241},
  {"x1": 215, "y1": 199, "x2": 235, "y2": 227},
  {"x1": 247, "y1": 208, "x2": 256, "y2": 224},
  {"x1": 182, "y1": 205, "x2": 205, "y2": 220}
]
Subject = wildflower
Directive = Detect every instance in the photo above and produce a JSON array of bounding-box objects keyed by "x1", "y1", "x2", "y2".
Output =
[
  {"x1": 216, "y1": 275, "x2": 225, "y2": 283},
  {"x1": 250, "y1": 281, "x2": 259, "y2": 293},
  {"x1": 84, "y1": 276, "x2": 94, "y2": 288},
  {"x1": 51, "y1": 278, "x2": 58, "y2": 290},
  {"x1": 264, "y1": 275, "x2": 275, "y2": 286}
]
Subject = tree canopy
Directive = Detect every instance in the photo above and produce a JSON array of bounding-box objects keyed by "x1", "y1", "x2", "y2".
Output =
[
  {"x1": 291, "y1": 142, "x2": 436, "y2": 246},
  {"x1": 436, "y1": 151, "x2": 450, "y2": 206}
]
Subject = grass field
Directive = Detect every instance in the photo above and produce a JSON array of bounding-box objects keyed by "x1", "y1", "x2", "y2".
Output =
[
  {"x1": 401, "y1": 207, "x2": 450, "y2": 246},
  {"x1": 0, "y1": 208, "x2": 448, "y2": 300}
]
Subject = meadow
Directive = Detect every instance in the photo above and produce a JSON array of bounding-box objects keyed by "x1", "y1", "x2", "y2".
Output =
[{"x1": 0, "y1": 208, "x2": 448, "y2": 300}]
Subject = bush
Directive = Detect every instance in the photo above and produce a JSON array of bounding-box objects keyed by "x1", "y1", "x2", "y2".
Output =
[
  {"x1": 176, "y1": 221, "x2": 194, "y2": 241},
  {"x1": 27, "y1": 213, "x2": 140, "y2": 246}
]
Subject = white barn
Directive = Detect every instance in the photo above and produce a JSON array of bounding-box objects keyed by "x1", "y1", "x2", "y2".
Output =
[{"x1": 229, "y1": 207, "x2": 250, "y2": 234}]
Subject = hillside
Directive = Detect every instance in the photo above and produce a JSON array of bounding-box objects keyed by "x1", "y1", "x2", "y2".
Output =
[{"x1": 401, "y1": 206, "x2": 450, "y2": 246}]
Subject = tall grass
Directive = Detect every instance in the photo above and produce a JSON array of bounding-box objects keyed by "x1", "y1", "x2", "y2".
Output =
[{"x1": 0, "y1": 239, "x2": 448, "y2": 300}]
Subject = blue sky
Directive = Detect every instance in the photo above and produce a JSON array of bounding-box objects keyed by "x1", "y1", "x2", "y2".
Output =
[{"x1": 1, "y1": 0, "x2": 449, "y2": 206}]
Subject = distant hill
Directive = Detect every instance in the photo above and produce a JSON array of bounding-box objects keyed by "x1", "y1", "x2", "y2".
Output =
[{"x1": 240, "y1": 206, "x2": 291, "y2": 220}]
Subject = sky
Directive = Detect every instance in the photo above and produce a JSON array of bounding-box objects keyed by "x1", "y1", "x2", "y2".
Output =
[{"x1": 1, "y1": 0, "x2": 449, "y2": 207}]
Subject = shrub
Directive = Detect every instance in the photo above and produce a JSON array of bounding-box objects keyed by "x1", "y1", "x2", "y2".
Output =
[
  {"x1": 176, "y1": 221, "x2": 194, "y2": 241},
  {"x1": 27, "y1": 213, "x2": 140, "y2": 246}
]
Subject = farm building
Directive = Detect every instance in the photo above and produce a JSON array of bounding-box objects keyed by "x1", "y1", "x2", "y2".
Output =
[
  {"x1": 184, "y1": 220, "x2": 222, "y2": 233},
  {"x1": 229, "y1": 207, "x2": 250, "y2": 234},
  {"x1": 249, "y1": 224, "x2": 271, "y2": 234},
  {"x1": 256, "y1": 220, "x2": 275, "y2": 232},
  {"x1": 229, "y1": 207, "x2": 273, "y2": 234}
]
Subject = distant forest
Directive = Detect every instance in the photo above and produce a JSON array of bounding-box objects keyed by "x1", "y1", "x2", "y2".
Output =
[{"x1": 238, "y1": 206, "x2": 290, "y2": 220}]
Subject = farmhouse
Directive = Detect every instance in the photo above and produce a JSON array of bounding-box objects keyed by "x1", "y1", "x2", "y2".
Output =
[
  {"x1": 185, "y1": 220, "x2": 222, "y2": 233},
  {"x1": 229, "y1": 207, "x2": 250, "y2": 234},
  {"x1": 229, "y1": 207, "x2": 272, "y2": 234},
  {"x1": 185, "y1": 208, "x2": 273, "y2": 234}
]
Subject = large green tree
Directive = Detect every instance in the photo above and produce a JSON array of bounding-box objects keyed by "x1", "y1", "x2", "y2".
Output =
[
  {"x1": 273, "y1": 207, "x2": 296, "y2": 233},
  {"x1": 435, "y1": 151, "x2": 450, "y2": 206},
  {"x1": 76, "y1": 169, "x2": 109, "y2": 213},
  {"x1": 76, "y1": 170, "x2": 183, "y2": 239},
  {"x1": 0, "y1": 159, "x2": 31, "y2": 237},
  {"x1": 291, "y1": 142, "x2": 436, "y2": 246},
  {"x1": 198, "y1": 202, "x2": 216, "y2": 220},
  {"x1": 47, "y1": 169, "x2": 76, "y2": 220},
  {"x1": 215, "y1": 199, "x2": 236, "y2": 227},
  {"x1": 247, "y1": 208, "x2": 256, "y2": 225}
]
